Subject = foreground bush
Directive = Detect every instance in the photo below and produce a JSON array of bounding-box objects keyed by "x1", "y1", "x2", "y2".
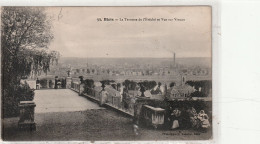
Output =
[{"x1": 3, "y1": 82, "x2": 35, "y2": 117}]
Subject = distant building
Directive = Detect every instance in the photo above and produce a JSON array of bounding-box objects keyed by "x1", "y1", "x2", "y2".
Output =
[
  {"x1": 167, "y1": 85, "x2": 195, "y2": 99},
  {"x1": 166, "y1": 75, "x2": 195, "y2": 100},
  {"x1": 137, "y1": 71, "x2": 142, "y2": 76},
  {"x1": 120, "y1": 71, "x2": 126, "y2": 75}
]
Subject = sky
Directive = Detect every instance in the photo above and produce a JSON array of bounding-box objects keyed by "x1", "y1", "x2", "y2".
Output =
[{"x1": 46, "y1": 7, "x2": 211, "y2": 58}]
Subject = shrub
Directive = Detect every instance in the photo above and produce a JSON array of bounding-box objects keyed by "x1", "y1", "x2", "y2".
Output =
[
  {"x1": 138, "y1": 80, "x2": 157, "y2": 90},
  {"x1": 83, "y1": 79, "x2": 95, "y2": 94},
  {"x1": 3, "y1": 81, "x2": 35, "y2": 117},
  {"x1": 170, "y1": 82, "x2": 175, "y2": 87},
  {"x1": 61, "y1": 78, "x2": 66, "y2": 88},
  {"x1": 39, "y1": 79, "x2": 48, "y2": 88},
  {"x1": 49, "y1": 80, "x2": 54, "y2": 88},
  {"x1": 17, "y1": 82, "x2": 35, "y2": 101}
]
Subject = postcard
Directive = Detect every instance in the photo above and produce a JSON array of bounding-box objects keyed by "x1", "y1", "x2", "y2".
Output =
[{"x1": 2, "y1": 6, "x2": 213, "y2": 141}]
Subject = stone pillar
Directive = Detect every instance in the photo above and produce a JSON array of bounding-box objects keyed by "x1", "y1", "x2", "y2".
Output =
[
  {"x1": 79, "y1": 83, "x2": 85, "y2": 96},
  {"x1": 133, "y1": 97, "x2": 150, "y2": 124},
  {"x1": 50, "y1": 79, "x2": 55, "y2": 88},
  {"x1": 18, "y1": 101, "x2": 36, "y2": 131},
  {"x1": 66, "y1": 77, "x2": 72, "y2": 89},
  {"x1": 46, "y1": 80, "x2": 49, "y2": 88},
  {"x1": 99, "y1": 91, "x2": 108, "y2": 106},
  {"x1": 54, "y1": 78, "x2": 58, "y2": 89}
]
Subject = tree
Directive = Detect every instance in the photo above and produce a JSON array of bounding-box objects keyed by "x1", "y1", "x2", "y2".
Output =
[
  {"x1": 100, "y1": 80, "x2": 107, "y2": 91},
  {"x1": 186, "y1": 80, "x2": 212, "y2": 97},
  {"x1": 83, "y1": 79, "x2": 95, "y2": 94},
  {"x1": 79, "y1": 76, "x2": 84, "y2": 84},
  {"x1": 116, "y1": 83, "x2": 121, "y2": 91},
  {"x1": 148, "y1": 81, "x2": 157, "y2": 90},
  {"x1": 170, "y1": 82, "x2": 176, "y2": 87},
  {"x1": 123, "y1": 79, "x2": 131, "y2": 91},
  {"x1": 2, "y1": 7, "x2": 60, "y2": 117},
  {"x1": 140, "y1": 84, "x2": 145, "y2": 97},
  {"x1": 130, "y1": 81, "x2": 137, "y2": 90},
  {"x1": 100, "y1": 80, "x2": 113, "y2": 86},
  {"x1": 111, "y1": 84, "x2": 117, "y2": 90},
  {"x1": 123, "y1": 80, "x2": 138, "y2": 91},
  {"x1": 158, "y1": 82, "x2": 162, "y2": 88}
]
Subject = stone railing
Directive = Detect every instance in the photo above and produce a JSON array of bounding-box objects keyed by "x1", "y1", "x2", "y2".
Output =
[
  {"x1": 79, "y1": 86, "x2": 135, "y2": 116},
  {"x1": 106, "y1": 92, "x2": 135, "y2": 116},
  {"x1": 69, "y1": 83, "x2": 168, "y2": 128},
  {"x1": 84, "y1": 87, "x2": 102, "y2": 102},
  {"x1": 71, "y1": 82, "x2": 80, "y2": 93}
]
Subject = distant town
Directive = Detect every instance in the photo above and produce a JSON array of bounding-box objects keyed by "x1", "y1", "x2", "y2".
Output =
[{"x1": 36, "y1": 54, "x2": 211, "y2": 84}]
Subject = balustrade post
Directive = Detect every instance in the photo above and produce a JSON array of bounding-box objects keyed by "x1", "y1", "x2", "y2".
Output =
[
  {"x1": 79, "y1": 83, "x2": 85, "y2": 96},
  {"x1": 133, "y1": 97, "x2": 150, "y2": 125},
  {"x1": 18, "y1": 101, "x2": 36, "y2": 131},
  {"x1": 99, "y1": 90, "x2": 108, "y2": 106},
  {"x1": 66, "y1": 77, "x2": 72, "y2": 89}
]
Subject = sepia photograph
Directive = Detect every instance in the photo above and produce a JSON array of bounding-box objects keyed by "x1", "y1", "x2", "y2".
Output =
[{"x1": 1, "y1": 6, "x2": 212, "y2": 141}]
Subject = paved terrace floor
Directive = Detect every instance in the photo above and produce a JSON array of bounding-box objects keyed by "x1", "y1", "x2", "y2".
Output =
[
  {"x1": 3, "y1": 89, "x2": 212, "y2": 141},
  {"x1": 34, "y1": 89, "x2": 102, "y2": 113}
]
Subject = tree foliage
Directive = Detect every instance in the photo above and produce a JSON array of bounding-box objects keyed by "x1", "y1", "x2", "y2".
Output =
[
  {"x1": 186, "y1": 80, "x2": 212, "y2": 97},
  {"x1": 79, "y1": 76, "x2": 84, "y2": 83},
  {"x1": 138, "y1": 80, "x2": 157, "y2": 90},
  {"x1": 2, "y1": 7, "x2": 60, "y2": 117},
  {"x1": 82, "y1": 79, "x2": 95, "y2": 94},
  {"x1": 170, "y1": 82, "x2": 176, "y2": 87},
  {"x1": 84, "y1": 79, "x2": 95, "y2": 88},
  {"x1": 123, "y1": 80, "x2": 138, "y2": 91}
]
